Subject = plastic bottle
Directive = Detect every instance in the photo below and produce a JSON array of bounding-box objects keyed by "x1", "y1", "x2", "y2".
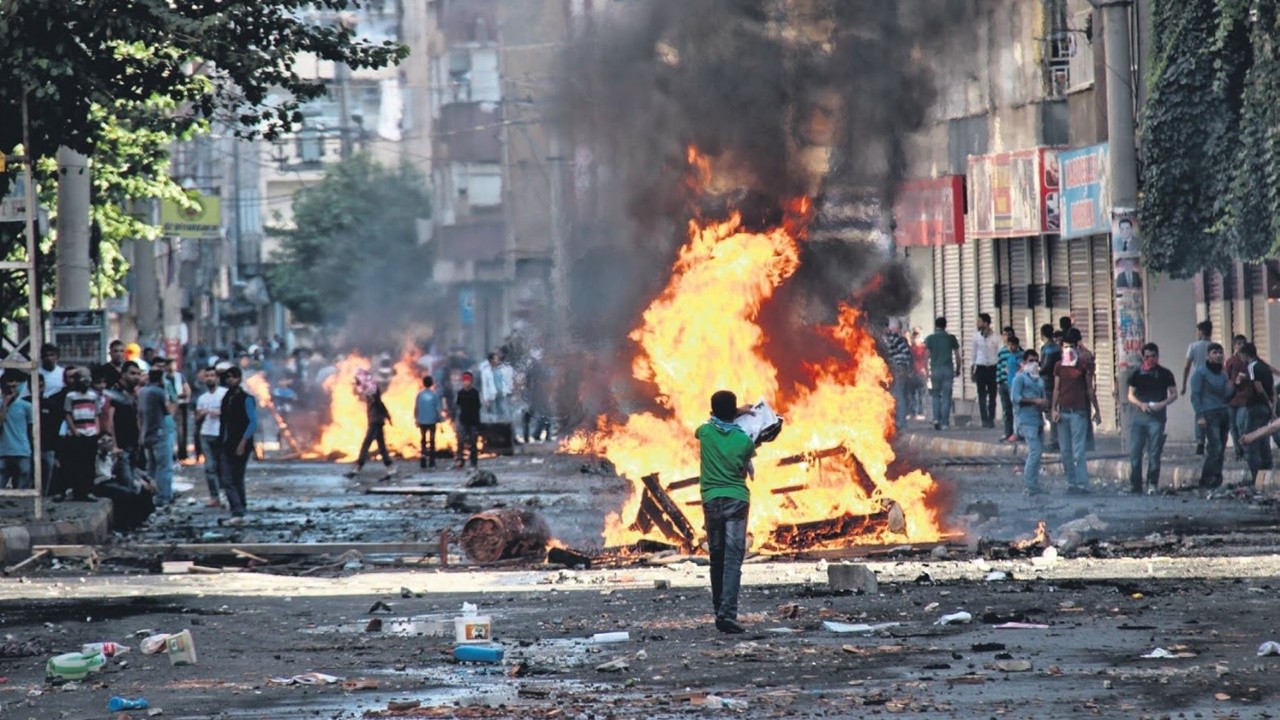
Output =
[
  {"x1": 82, "y1": 642, "x2": 130, "y2": 658},
  {"x1": 452, "y1": 645, "x2": 504, "y2": 663},
  {"x1": 108, "y1": 697, "x2": 150, "y2": 712}
]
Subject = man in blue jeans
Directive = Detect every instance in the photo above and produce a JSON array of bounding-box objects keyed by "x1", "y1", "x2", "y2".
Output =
[
  {"x1": 1052, "y1": 328, "x2": 1100, "y2": 494},
  {"x1": 696, "y1": 390, "x2": 756, "y2": 635},
  {"x1": 924, "y1": 317, "x2": 960, "y2": 430},
  {"x1": 1126, "y1": 343, "x2": 1179, "y2": 494},
  {"x1": 1010, "y1": 350, "x2": 1047, "y2": 495}
]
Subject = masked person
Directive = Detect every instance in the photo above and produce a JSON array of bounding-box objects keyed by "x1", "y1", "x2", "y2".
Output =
[
  {"x1": 1009, "y1": 350, "x2": 1048, "y2": 495},
  {"x1": 1190, "y1": 343, "x2": 1232, "y2": 489},
  {"x1": 1126, "y1": 343, "x2": 1179, "y2": 494},
  {"x1": 1052, "y1": 328, "x2": 1100, "y2": 495}
]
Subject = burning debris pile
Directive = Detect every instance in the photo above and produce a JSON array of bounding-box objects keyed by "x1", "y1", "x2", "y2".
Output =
[{"x1": 569, "y1": 183, "x2": 947, "y2": 553}]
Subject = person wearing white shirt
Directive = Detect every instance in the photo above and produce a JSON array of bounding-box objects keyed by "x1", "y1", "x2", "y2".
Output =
[
  {"x1": 970, "y1": 313, "x2": 1001, "y2": 429},
  {"x1": 38, "y1": 343, "x2": 65, "y2": 399},
  {"x1": 194, "y1": 366, "x2": 228, "y2": 508}
]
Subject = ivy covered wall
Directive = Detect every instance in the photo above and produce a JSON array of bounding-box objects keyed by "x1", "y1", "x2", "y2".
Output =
[{"x1": 1141, "y1": 0, "x2": 1280, "y2": 278}]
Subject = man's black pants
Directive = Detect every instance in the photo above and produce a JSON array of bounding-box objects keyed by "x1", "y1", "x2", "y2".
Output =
[
  {"x1": 357, "y1": 423, "x2": 392, "y2": 468},
  {"x1": 974, "y1": 365, "x2": 997, "y2": 427},
  {"x1": 418, "y1": 423, "x2": 436, "y2": 468}
]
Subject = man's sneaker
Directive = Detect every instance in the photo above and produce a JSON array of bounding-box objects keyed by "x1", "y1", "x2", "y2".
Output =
[
  {"x1": 225, "y1": 515, "x2": 247, "y2": 526},
  {"x1": 1065, "y1": 485, "x2": 1092, "y2": 496},
  {"x1": 1196, "y1": 443, "x2": 1205, "y2": 456},
  {"x1": 343, "y1": 468, "x2": 360, "y2": 479},
  {"x1": 933, "y1": 422, "x2": 941, "y2": 431},
  {"x1": 1023, "y1": 486, "x2": 1046, "y2": 497},
  {"x1": 382, "y1": 466, "x2": 398, "y2": 481},
  {"x1": 419, "y1": 460, "x2": 427, "y2": 470},
  {"x1": 715, "y1": 617, "x2": 746, "y2": 634}
]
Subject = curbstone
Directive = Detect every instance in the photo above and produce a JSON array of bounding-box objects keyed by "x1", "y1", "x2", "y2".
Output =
[{"x1": 0, "y1": 501, "x2": 113, "y2": 565}]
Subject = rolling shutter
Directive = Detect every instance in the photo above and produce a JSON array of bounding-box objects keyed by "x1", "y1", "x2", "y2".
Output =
[
  {"x1": 976, "y1": 237, "x2": 997, "y2": 332},
  {"x1": 1249, "y1": 263, "x2": 1269, "y2": 354},
  {"x1": 1067, "y1": 237, "x2": 1093, "y2": 336},
  {"x1": 1090, "y1": 236, "x2": 1117, "y2": 431},
  {"x1": 1008, "y1": 237, "x2": 1032, "y2": 342},
  {"x1": 960, "y1": 239, "x2": 979, "y2": 402},
  {"x1": 1048, "y1": 235, "x2": 1071, "y2": 337},
  {"x1": 1205, "y1": 270, "x2": 1228, "y2": 347}
]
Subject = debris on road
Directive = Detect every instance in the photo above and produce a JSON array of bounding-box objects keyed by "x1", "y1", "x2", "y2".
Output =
[
  {"x1": 1258, "y1": 641, "x2": 1280, "y2": 657},
  {"x1": 935, "y1": 612, "x2": 973, "y2": 626},
  {"x1": 459, "y1": 508, "x2": 550, "y2": 563}
]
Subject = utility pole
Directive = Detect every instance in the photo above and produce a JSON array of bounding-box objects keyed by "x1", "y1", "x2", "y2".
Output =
[
  {"x1": 1101, "y1": 0, "x2": 1138, "y2": 210},
  {"x1": 548, "y1": 134, "x2": 570, "y2": 348},
  {"x1": 1099, "y1": 0, "x2": 1142, "y2": 446},
  {"x1": 54, "y1": 147, "x2": 92, "y2": 310}
]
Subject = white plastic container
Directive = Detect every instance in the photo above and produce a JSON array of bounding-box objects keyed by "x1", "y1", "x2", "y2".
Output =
[
  {"x1": 166, "y1": 629, "x2": 198, "y2": 665},
  {"x1": 454, "y1": 615, "x2": 492, "y2": 643},
  {"x1": 591, "y1": 631, "x2": 630, "y2": 644}
]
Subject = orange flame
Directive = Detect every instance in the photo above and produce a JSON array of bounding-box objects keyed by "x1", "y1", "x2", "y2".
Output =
[
  {"x1": 307, "y1": 348, "x2": 457, "y2": 462},
  {"x1": 580, "y1": 154, "x2": 947, "y2": 552}
]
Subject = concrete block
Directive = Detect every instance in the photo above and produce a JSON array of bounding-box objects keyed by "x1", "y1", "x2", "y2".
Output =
[
  {"x1": 1158, "y1": 466, "x2": 1201, "y2": 492},
  {"x1": 827, "y1": 563, "x2": 878, "y2": 594}
]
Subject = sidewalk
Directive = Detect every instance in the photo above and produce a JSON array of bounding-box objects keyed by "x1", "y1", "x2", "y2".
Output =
[
  {"x1": 895, "y1": 418, "x2": 1258, "y2": 492},
  {"x1": 0, "y1": 497, "x2": 113, "y2": 565}
]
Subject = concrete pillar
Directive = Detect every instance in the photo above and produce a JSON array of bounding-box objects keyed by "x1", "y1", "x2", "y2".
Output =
[
  {"x1": 1145, "y1": 275, "x2": 1198, "y2": 442},
  {"x1": 54, "y1": 147, "x2": 92, "y2": 310}
]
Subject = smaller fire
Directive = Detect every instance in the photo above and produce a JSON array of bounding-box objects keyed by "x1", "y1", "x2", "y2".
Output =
[
  {"x1": 309, "y1": 349, "x2": 458, "y2": 463},
  {"x1": 1013, "y1": 521, "x2": 1052, "y2": 550}
]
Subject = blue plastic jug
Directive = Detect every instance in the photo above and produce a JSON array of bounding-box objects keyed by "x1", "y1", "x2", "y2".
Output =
[{"x1": 453, "y1": 644, "x2": 504, "y2": 663}]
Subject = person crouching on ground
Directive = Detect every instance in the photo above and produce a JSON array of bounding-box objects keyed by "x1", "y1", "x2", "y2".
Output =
[
  {"x1": 1010, "y1": 350, "x2": 1047, "y2": 495},
  {"x1": 454, "y1": 372, "x2": 481, "y2": 469},
  {"x1": 696, "y1": 390, "x2": 756, "y2": 634}
]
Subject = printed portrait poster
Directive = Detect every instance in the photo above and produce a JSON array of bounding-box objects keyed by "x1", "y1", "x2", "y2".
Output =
[
  {"x1": 1112, "y1": 210, "x2": 1145, "y2": 370},
  {"x1": 1112, "y1": 213, "x2": 1140, "y2": 258}
]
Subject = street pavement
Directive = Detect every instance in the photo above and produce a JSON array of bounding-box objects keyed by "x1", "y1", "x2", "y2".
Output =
[{"x1": 0, "y1": 437, "x2": 1278, "y2": 718}]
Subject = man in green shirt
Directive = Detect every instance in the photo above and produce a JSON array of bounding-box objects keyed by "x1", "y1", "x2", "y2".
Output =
[
  {"x1": 695, "y1": 390, "x2": 756, "y2": 634},
  {"x1": 923, "y1": 316, "x2": 961, "y2": 430}
]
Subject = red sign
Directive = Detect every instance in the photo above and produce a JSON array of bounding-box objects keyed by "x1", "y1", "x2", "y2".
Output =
[
  {"x1": 893, "y1": 176, "x2": 966, "y2": 246},
  {"x1": 164, "y1": 338, "x2": 183, "y2": 371}
]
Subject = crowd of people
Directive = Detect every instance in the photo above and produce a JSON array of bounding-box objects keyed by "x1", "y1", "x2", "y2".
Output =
[
  {"x1": 882, "y1": 316, "x2": 1280, "y2": 495},
  {"x1": 0, "y1": 340, "x2": 259, "y2": 527}
]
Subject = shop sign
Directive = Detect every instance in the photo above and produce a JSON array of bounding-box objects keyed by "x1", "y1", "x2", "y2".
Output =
[
  {"x1": 967, "y1": 147, "x2": 1062, "y2": 238},
  {"x1": 1059, "y1": 143, "x2": 1111, "y2": 238},
  {"x1": 893, "y1": 176, "x2": 965, "y2": 246}
]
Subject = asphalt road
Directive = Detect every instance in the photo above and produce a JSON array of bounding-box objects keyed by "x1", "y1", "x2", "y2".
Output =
[{"x1": 1, "y1": 447, "x2": 1278, "y2": 718}]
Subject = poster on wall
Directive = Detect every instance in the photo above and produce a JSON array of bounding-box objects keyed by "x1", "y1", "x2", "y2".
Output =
[{"x1": 1113, "y1": 209, "x2": 1145, "y2": 371}]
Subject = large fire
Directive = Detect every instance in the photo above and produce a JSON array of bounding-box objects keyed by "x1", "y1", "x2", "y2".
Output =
[{"x1": 578, "y1": 151, "x2": 948, "y2": 552}]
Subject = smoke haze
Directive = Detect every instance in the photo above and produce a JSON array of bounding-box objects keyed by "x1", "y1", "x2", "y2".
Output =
[{"x1": 561, "y1": 0, "x2": 970, "y2": 350}]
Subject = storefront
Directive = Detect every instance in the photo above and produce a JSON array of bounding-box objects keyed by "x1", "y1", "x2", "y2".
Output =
[{"x1": 1058, "y1": 143, "x2": 1119, "y2": 430}]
